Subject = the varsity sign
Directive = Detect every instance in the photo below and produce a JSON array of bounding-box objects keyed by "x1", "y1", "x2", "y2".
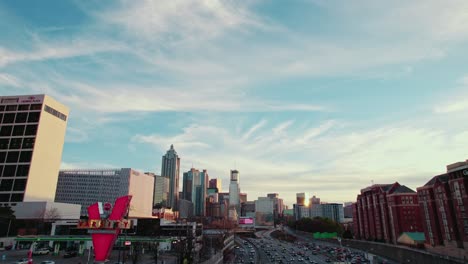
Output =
[
  {"x1": 77, "y1": 219, "x2": 132, "y2": 229},
  {"x1": 79, "y1": 195, "x2": 132, "y2": 263}
]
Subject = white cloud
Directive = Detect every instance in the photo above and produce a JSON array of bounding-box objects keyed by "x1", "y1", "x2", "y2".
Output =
[
  {"x1": 65, "y1": 127, "x2": 89, "y2": 143},
  {"x1": 0, "y1": 39, "x2": 124, "y2": 68},
  {"x1": 0, "y1": 73, "x2": 21, "y2": 87},
  {"x1": 132, "y1": 116, "x2": 468, "y2": 205},
  {"x1": 434, "y1": 74, "x2": 468, "y2": 114},
  {"x1": 99, "y1": 0, "x2": 265, "y2": 43},
  {"x1": 60, "y1": 161, "x2": 119, "y2": 170}
]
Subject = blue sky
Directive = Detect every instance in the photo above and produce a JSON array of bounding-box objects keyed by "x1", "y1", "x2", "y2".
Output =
[{"x1": 1, "y1": 0, "x2": 468, "y2": 206}]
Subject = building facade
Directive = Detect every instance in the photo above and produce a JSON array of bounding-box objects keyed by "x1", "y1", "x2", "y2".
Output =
[
  {"x1": 229, "y1": 170, "x2": 240, "y2": 218},
  {"x1": 208, "y1": 178, "x2": 222, "y2": 191},
  {"x1": 296, "y1": 193, "x2": 308, "y2": 206},
  {"x1": 0, "y1": 94, "x2": 69, "y2": 205},
  {"x1": 417, "y1": 160, "x2": 468, "y2": 254},
  {"x1": 161, "y1": 145, "x2": 180, "y2": 211},
  {"x1": 182, "y1": 168, "x2": 208, "y2": 216},
  {"x1": 152, "y1": 174, "x2": 169, "y2": 207},
  {"x1": 55, "y1": 168, "x2": 154, "y2": 218},
  {"x1": 344, "y1": 202, "x2": 353, "y2": 219},
  {"x1": 322, "y1": 203, "x2": 344, "y2": 223},
  {"x1": 255, "y1": 197, "x2": 274, "y2": 227},
  {"x1": 241, "y1": 201, "x2": 256, "y2": 217},
  {"x1": 353, "y1": 182, "x2": 423, "y2": 243}
]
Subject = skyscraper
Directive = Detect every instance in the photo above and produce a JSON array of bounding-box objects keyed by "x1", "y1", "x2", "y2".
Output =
[
  {"x1": 209, "y1": 178, "x2": 222, "y2": 191},
  {"x1": 198, "y1": 169, "x2": 208, "y2": 216},
  {"x1": 229, "y1": 170, "x2": 240, "y2": 219},
  {"x1": 151, "y1": 174, "x2": 169, "y2": 208},
  {"x1": 161, "y1": 144, "x2": 180, "y2": 211},
  {"x1": 0, "y1": 94, "x2": 69, "y2": 205},
  {"x1": 182, "y1": 168, "x2": 208, "y2": 216},
  {"x1": 182, "y1": 168, "x2": 199, "y2": 202}
]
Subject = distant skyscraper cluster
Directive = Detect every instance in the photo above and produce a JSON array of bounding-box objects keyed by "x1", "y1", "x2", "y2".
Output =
[{"x1": 293, "y1": 193, "x2": 344, "y2": 223}]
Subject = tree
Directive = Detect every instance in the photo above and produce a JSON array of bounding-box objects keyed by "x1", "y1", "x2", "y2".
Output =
[
  {"x1": 131, "y1": 242, "x2": 142, "y2": 264},
  {"x1": 151, "y1": 242, "x2": 160, "y2": 264},
  {"x1": 0, "y1": 205, "x2": 15, "y2": 236}
]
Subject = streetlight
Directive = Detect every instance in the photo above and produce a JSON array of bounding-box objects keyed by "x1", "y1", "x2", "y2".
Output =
[{"x1": 337, "y1": 237, "x2": 345, "y2": 263}]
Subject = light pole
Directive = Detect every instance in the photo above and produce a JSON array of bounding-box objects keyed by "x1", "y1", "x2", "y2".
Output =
[{"x1": 337, "y1": 237, "x2": 344, "y2": 263}]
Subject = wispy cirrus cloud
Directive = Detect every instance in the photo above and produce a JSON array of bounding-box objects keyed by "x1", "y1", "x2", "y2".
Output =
[
  {"x1": 0, "y1": 38, "x2": 124, "y2": 68},
  {"x1": 132, "y1": 114, "x2": 468, "y2": 205},
  {"x1": 434, "y1": 74, "x2": 468, "y2": 114},
  {"x1": 0, "y1": 73, "x2": 21, "y2": 87}
]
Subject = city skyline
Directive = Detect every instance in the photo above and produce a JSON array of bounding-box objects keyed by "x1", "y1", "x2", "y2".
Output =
[{"x1": 1, "y1": 1, "x2": 468, "y2": 206}]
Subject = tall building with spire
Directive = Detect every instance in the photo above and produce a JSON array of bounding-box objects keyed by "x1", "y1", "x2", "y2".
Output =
[
  {"x1": 161, "y1": 144, "x2": 180, "y2": 211},
  {"x1": 229, "y1": 170, "x2": 240, "y2": 219}
]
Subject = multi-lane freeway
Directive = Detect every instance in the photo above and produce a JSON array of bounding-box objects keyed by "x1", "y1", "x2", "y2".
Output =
[{"x1": 233, "y1": 226, "x2": 394, "y2": 264}]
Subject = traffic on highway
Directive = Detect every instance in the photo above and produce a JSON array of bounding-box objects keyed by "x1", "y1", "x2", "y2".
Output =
[{"x1": 232, "y1": 227, "x2": 390, "y2": 264}]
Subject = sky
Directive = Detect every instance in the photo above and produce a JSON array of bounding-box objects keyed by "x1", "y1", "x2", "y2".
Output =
[{"x1": 1, "y1": 0, "x2": 468, "y2": 207}]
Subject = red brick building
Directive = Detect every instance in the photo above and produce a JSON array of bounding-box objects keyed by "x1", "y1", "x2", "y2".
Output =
[
  {"x1": 353, "y1": 182, "x2": 423, "y2": 243},
  {"x1": 417, "y1": 160, "x2": 468, "y2": 253}
]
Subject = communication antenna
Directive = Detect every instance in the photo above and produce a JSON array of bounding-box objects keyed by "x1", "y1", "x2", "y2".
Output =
[{"x1": 371, "y1": 180, "x2": 374, "y2": 185}]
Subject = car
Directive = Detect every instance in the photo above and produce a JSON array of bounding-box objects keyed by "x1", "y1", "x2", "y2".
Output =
[
  {"x1": 12, "y1": 258, "x2": 29, "y2": 264},
  {"x1": 63, "y1": 251, "x2": 78, "y2": 258},
  {"x1": 40, "y1": 261, "x2": 55, "y2": 264},
  {"x1": 33, "y1": 248, "x2": 50, "y2": 255}
]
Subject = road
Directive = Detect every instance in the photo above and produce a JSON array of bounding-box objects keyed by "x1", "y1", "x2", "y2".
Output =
[
  {"x1": 0, "y1": 249, "x2": 176, "y2": 264},
  {"x1": 231, "y1": 225, "x2": 397, "y2": 264}
]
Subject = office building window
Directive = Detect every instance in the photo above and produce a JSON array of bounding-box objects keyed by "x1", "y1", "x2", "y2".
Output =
[
  {"x1": 0, "y1": 126, "x2": 12, "y2": 137},
  {"x1": 0, "y1": 152, "x2": 5, "y2": 163},
  {"x1": 6, "y1": 152, "x2": 19, "y2": 163},
  {"x1": 5, "y1": 105, "x2": 17, "y2": 111},
  {"x1": 24, "y1": 125, "x2": 37, "y2": 136},
  {"x1": 0, "y1": 138, "x2": 10, "y2": 149},
  {"x1": 0, "y1": 106, "x2": 4, "y2": 111},
  {"x1": 0, "y1": 139, "x2": 8, "y2": 150},
  {"x1": 3, "y1": 165, "x2": 16, "y2": 176},
  {"x1": 0, "y1": 179, "x2": 13, "y2": 191},
  {"x1": 0, "y1": 194, "x2": 10, "y2": 202},
  {"x1": 16, "y1": 165, "x2": 29, "y2": 176},
  {"x1": 27, "y1": 112, "x2": 40, "y2": 123},
  {"x1": 19, "y1": 151, "x2": 32, "y2": 163},
  {"x1": 10, "y1": 193, "x2": 23, "y2": 202},
  {"x1": 13, "y1": 179, "x2": 26, "y2": 191},
  {"x1": 22, "y1": 138, "x2": 34, "y2": 149},
  {"x1": 15, "y1": 113, "x2": 27, "y2": 123},
  {"x1": 30, "y1": 104, "x2": 42, "y2": 110},
  {"x1": 18, "y1": 105, "x2": 29, "y2": 111},
  {"x1": 12, "y1": 126, "x2": 25, "y2": 137},
  {"x1": 2, "y1": 113, "x2": 15, "y2": 123}
]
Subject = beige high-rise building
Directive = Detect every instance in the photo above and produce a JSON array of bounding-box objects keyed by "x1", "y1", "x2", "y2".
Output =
[{"x1": 0, "y1": 94, "x2": 68, "y2": 205}]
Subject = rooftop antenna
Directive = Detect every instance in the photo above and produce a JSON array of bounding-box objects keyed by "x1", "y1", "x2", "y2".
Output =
[{"x1": 371, "y1": 180, "x2": 374, "y2": 185}]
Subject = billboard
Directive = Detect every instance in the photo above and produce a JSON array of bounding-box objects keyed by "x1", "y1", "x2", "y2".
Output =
[{"x1": 239, "y1": 217, "x2": 254, "y2": 225}]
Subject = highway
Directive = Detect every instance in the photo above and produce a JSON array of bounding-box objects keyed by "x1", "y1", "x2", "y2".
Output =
[{"x1": 232, "y1": 225, "x2": 395, "y2": 264}]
